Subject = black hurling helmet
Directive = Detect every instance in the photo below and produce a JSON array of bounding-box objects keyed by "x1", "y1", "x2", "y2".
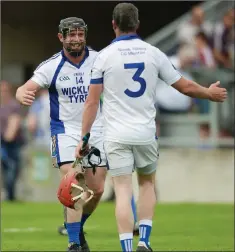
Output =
[{"x1": 59, "y1": 17, "x2": 88, "y2": 57}]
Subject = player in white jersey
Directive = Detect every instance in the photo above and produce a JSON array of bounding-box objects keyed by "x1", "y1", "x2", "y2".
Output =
[
  {"x1": 16, "y1": 17, "x2": 107, "y2": 252},
  {"x1": 75, "y1": 3, "x2": 227, "y2": 252}
]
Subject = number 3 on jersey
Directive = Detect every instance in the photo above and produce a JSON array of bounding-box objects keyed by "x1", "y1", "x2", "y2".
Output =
[{"x1": 124, "y1": 62, "x2": 146, "y2": 98}]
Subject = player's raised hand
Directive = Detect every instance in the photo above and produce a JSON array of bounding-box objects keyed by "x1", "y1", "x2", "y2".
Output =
[
  {"x1": 17, "y1": 89, "x2": 36, "y2": 106},
  {"x1": 22, "y1": 90, "x2": 36, "y2": 105},
  {"x1": 208, "y1": 81, "x2": 227, "y2": 102}
]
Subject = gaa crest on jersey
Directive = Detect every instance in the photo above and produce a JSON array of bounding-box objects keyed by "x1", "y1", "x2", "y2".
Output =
[{"x1": 51, "y1": 135, "x2": 59, "y2": 168}]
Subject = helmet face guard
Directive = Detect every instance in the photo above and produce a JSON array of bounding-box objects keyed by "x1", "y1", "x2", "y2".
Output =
[
  {"x1": 57, "y1": 171, "x2": 94, "y2": 210},
  {"x1": 59, "y1": 17, "x2": 88, "y2": 58},
  {"x1": 57, "y1": 146, "x2": 102, "y2": 209}
]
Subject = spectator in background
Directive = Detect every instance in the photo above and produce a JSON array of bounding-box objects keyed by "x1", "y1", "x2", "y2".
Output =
[
  {"x1": 174, "y1": 32, "x2": 216, "y2": 70},
  {"x1": 212, "y1": 8, "x2": 234, "y2": 69},
  {"x1": 177, "y1": 6, "x2": 213, "y2": 46},
  {"x1": 26, "y1": 89, "x2": 50, "y2": 147},
  {"x1": 195, "y1": 31, "x2": 216, "y2": 69},
  {"x1": 174, "y1": 43, "x2": 197, "y2": 69},
  {"x1": 0, "y1": 81, "x2": 24, "y2": 201}
]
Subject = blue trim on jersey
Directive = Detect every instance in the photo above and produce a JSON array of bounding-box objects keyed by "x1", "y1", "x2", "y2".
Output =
[
  {"x1": 49, "y1": 58, "x2": 66, "y2": 136},
  {"x1": 55, "y1": 135, "x2": 61, "y2": 163},
  {"x1": 61, "y1": 47, "x2": 89, "y2": 69},
  {"x1": 90, "y1": 77, "x2": 103, "y2": 84},
  {"x1": 111, "y1": 34, "x2": 141, "y2": 44}
]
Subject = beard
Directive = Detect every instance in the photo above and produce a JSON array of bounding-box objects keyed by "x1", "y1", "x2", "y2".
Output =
[{"x1": 64, "y1": 41, "x2": 86, "y2": 57}]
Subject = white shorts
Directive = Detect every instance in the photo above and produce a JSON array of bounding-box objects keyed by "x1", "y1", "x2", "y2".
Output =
[
  {"x1": 104, "y1": 140, "x2": 159, "y2": 177},
  {"x1": 51, "y1": 132, "x2": 106, "y2": 168}
]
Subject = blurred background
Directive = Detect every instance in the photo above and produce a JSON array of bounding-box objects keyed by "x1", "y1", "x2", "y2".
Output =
[
  {"x1": 1, "y1": 0, "x2": 234, "y2": 203},
  {"x1": 1, "y1": 1, "x2": 234, "y2": 251}
]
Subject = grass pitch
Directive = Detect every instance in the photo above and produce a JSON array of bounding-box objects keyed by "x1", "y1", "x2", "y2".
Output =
[{"x1": 1, "y1": 201, "x2": 234, "y2": 251}]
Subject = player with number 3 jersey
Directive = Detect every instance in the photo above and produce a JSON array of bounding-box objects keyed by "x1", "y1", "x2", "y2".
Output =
[{"x1": 75, "y1": 3, "x2": 227, "y2": 252}]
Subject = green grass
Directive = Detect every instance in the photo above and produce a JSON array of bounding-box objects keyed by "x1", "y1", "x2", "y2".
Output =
[{"x1": 1, "y1": 201, "x2": 234, "y2": 251}]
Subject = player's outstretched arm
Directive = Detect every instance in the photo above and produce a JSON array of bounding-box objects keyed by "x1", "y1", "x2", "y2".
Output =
[
  {"x1": 157, "y1": 49, "x2": 227, "y2": 103},
  {"x1": 75, "y1": 84, "x2": 103, "y2": 159},
  {"x1": 172, "y1": 78, "x2": 227, "y2": 102},
  {"x1": 16, "y1": 80, "x2": 41, "y2": 106},
  {"x1": 81, "y1": 84, "x2": 103, "y2": 136}
]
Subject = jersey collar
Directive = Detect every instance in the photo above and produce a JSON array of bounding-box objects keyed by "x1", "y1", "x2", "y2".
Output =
[
  {"x1": 111, "y1": 34, "x2": 141, "y2": 44},
  {"x1": 61, "y1": 46, "x2": 89, "y2": 69}
]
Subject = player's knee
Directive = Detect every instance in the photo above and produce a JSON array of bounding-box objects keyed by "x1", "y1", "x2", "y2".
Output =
[
  {"x1": 92, "y1": 184, "x2": 104, "y2": 199},
  {"x1": 86, "y1": 179, "x2": 105, "y2": 199},
  {"x1": 85, "y1": 167, "x2": 106, "y2": 197}
]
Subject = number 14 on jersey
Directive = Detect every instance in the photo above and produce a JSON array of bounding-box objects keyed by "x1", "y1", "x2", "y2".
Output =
[{"x1": 76, "y1": 76, "x2": 84, "y2": 85}]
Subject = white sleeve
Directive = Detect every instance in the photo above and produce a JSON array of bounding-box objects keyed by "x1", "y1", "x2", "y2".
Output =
[
  {"x1": 158, "y1": 50, "x2": 182, "y2": 86},
  {"x1": 90, "y1": 54, "x2": 105, "y2": 85},
  {"x1": 31, "y1": 62, "x2": 51, "y2": 88}
]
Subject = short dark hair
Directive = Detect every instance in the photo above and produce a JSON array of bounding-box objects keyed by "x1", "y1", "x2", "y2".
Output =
[{"x1": 112, "y1": 3, "x2": 139, "y2": 32}]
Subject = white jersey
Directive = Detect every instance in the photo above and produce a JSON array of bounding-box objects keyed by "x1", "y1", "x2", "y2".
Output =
[
  {"x1": 31, "y1": 47, "x2": 103, "y2": 136},
  {"x1": 90, "y1": 34, "x2": 182, "y2": 144}
]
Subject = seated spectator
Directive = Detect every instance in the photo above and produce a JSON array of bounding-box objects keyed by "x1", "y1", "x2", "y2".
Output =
[
  {"x1": 0, "y1": 80, "x2": 24, "y2": 201},
  {"x1": 212, "y1": 8, "x2": 234, "y2": 69}
]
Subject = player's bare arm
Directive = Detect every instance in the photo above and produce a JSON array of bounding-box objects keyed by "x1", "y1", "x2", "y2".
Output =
[
  {"x1": 75, "y1": 84, "x2": 103, "y2": 159},
  {"x1": 16, "y1": 80, "x2": 41, "y2": 106},
  {"x1": 158, "y1": 49, "x2": 227, "y2": 103},
  {"x1": 172, "y1": 78, "x2": 227, "y2": 102},
  {"x1": 82, "y1": 84, "x2": 103, "y2": 136}
]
